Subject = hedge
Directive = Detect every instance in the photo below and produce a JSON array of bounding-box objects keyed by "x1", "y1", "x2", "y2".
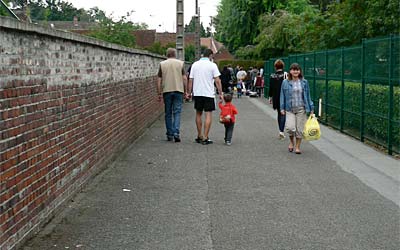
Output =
[{"x1": 312, "y1": 80, "x2": 399, "y2": 151}]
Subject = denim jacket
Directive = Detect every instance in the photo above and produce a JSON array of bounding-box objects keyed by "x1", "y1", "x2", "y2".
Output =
[{"x1": 279, "y1": 79, "x2": 314, "y2": 113}]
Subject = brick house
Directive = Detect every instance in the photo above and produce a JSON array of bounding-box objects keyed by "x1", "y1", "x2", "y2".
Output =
[
  {"x1": 43, "y1": 18, "x2": 233, "y2": 61},
  {"x1": 133, "y1": 30, "x2": 234, "y2": 61}
]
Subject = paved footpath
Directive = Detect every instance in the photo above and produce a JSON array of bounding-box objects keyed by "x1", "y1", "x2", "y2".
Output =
[{"x1": 23, "y1": 96, "x2": 399, "y2": 250}]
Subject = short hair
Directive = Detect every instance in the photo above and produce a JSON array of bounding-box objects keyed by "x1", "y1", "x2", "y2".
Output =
[
  {"x1": 223, "y1": 93, "x2": 232, "y2": 102},
  {"x1": 288, "y1": 63, "x2": 303, "y2": 80},
  {"x1": 203, "y1": 48, "x2": 213, "y2": 58},
  {"x1": 274, "y1": 59, "x2": 285, "y2": 70},
  {"x1": 166, "y1": 48, "x2": 176, "y2": 58}
]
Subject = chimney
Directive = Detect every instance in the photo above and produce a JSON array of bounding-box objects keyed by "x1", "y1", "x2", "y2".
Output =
[{"x1": 73, "y1": 16, "x2": 78, "y2": 27}]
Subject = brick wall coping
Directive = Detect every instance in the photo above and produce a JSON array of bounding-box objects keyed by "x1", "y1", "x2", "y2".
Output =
[{"x1": 0, "y1": 16, "x2": 165, "y2": 60}]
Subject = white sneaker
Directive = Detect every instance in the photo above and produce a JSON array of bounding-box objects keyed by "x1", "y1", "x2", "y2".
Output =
[{"x1": 279, "y1": 132, "x2": 285, "y2": 140}]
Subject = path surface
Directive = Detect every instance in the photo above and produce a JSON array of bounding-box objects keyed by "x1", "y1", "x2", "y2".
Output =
[{"x1": 23, "y1": 96, "x2": 400, "y2": 250}]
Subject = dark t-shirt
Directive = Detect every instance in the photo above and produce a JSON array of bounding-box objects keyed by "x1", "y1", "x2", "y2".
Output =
[{"x1": 269, "y1": 70, "x2": 285, "y2": 110}]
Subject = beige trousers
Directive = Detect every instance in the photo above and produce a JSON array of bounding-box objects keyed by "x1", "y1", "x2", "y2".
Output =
[{"x1": 285, "y1": 107, "x2": 307, "y2": 138}]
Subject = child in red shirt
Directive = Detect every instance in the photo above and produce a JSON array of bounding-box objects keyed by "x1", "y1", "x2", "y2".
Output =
[{"x1": 218, "y1": 93, "x2": 238, "y2": 146}]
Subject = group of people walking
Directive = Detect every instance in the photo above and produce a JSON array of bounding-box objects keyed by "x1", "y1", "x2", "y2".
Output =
[
  {"x1": 157, "y1": 48, "x2": 314, "y2": 153},
  {"x1": 220, "y1": 65, "x2": 264, "y2": 98}
]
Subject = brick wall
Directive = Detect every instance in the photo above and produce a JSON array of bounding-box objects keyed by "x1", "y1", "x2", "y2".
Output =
[{"x1": 0, "y1": 17, "x2": 165, "y2": 250}]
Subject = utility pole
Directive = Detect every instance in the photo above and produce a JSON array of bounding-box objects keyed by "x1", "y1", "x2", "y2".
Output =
[
  {"x1": 195, "y1": 0, "x2": 201, "y2": 60},
  {"x1": 176, "y1": 0, "x2": 184, "y2": 61}
]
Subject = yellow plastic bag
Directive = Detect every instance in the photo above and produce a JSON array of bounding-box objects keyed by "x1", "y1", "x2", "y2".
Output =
[{"x1": 303, "y1": 114, "x2": 321, "y2": 141}]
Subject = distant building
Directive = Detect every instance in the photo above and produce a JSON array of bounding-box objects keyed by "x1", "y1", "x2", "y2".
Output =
[
  {"x1": 132, "y1": 30, "x2": 234, "y2": 61},
  {"x1": 40, "y1": 18, "x2": 234, "y2": 61}
]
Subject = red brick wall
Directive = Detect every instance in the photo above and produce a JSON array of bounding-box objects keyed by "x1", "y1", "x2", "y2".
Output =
[{"x1": 0, "y1": 17, "x2": 164, "y2": 250}]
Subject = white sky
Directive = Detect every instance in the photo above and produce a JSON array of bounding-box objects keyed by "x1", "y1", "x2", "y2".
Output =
[{"x1": 65, "y1": 0, "x2": 221, "y2": 32}]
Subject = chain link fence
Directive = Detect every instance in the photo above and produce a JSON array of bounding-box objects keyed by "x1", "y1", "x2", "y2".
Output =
[{"x1": 264, "y1": 35, "x2": 400, "y2": 155}]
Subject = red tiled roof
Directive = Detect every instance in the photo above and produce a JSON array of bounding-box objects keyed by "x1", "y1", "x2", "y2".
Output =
[{"x1": 214, "y1": 48, "x2": 234, "y2": 61}]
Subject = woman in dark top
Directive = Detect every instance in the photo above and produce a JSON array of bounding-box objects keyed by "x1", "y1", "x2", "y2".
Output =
[
  {"x1": 269, "y1": 59, "x2": 287, "y2": 139},
  {"x1": 220, "y1": 66, "x2": 232, "y2": 93}
]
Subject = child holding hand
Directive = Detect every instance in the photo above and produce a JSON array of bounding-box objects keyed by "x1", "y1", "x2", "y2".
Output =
[{"x1": 218, "y1": 93, "x2": 238, "y2": 145}]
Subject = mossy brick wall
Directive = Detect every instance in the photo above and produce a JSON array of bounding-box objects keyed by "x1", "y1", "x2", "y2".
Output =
[{"x1": 0, "y1": 16, "x2": 164, "y2": 250}]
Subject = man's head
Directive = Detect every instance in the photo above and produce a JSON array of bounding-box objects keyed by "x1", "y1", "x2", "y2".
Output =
[
  {"x1": 203, "y1": 48, "x2": 213, "y2": 59},
  {"x1": 166, "y1": 48, "x2": 176, "y2": 58}
]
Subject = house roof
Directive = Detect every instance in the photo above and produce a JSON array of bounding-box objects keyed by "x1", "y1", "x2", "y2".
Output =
[
  {"x1": 154, "y1": 32, "x2": 196, "y2": 47},
  {"x1": 31, "y1": 20, "x2": 235, "y2": 61},
  {"x1": 200, "y1": 37, "x2": 223, "y2": 54},
  {"x1": 132, "y1": 30, "x2": 234, "y2": 61}
]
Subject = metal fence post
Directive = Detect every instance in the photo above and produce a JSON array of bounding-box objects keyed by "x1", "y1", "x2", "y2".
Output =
[
  {"x1": 388, "y1": 35, "x2": 394, "y2": 155},
  {"x1": 264, "y1": 60, "x2": 269, "y2": 98},
  {"x1": 313, "y1": 51, "x2": 316, "y2": 113},
  {"x1": 325, "y1": 50, "x2": 329, "y2": 123},
  {"x1": 340, "y1": 47, "x2": 344, "y2": 132},
  {"x1": 360, "y1": 39, "x2": 366, "y2": 142}
]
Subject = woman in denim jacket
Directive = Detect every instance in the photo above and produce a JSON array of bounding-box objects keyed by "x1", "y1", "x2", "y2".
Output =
[{"x1": 279, "y1": 63, "x2": 314, "y2": 154}]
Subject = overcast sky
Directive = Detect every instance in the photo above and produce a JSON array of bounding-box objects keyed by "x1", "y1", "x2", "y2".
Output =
[{"x1": 65, "y1": 0, "x2": 221, "y2": 32}]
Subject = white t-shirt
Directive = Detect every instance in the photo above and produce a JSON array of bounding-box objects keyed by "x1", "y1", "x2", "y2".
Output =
[
  {"x1": 189, "y1": 58, "x2": 221, "y2": 98},
  {"x1": 236, "y1": 70, "x2": 247, "y2": 80}
]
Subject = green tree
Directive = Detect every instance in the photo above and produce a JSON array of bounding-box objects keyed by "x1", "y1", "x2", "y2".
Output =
[
  {"x1": 146, "y1": 42, "x2": 170, "y2": 55},
  {"x1": 86, "y1": 7, "x2": 108, "y2": 22},
  {"x1": 184, "y1": 44, "x2": 195, "y2": 62},
  {"x1": 214, "y1": 0, "x2": 268, "y2": 51},
  {"x1": 215, "y1": 0, "x2": 398, "y2": 59},
  {"x1": 326, "y1": 0, "x2": 399, "y2": 43},
  {"x1": 364, "y1": 0, "x2": 400, "y2": 37},
  {"x1": 0, "y1": 0, "x2": 11, "y2": 16},
  {"x1": 184, "y1": 16, "x2": 207, "y2": 37},
  {"x1": 88, "y1": 13, "x2": 147, "y2": 48}
]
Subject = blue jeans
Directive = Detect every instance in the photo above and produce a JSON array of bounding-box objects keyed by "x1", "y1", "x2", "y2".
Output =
[
  {"x1": 163, "y1": 91, "x2": 183, "y2": 138},
  {"x1": 277, "y1": 109, "x2": 286, "y2": 132}
]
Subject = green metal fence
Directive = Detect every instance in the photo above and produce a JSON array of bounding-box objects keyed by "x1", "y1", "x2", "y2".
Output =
[{"x1": 264, "y1": 35, "x2": 400, "y2": 155}]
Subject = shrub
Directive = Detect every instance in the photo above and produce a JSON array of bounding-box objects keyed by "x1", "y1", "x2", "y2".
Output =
[{"x1": 312, "y1": 80, "x2": 399, "y2": 151}]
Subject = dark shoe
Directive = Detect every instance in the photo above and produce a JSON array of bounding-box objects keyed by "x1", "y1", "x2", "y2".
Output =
[
  {"x1": 295, "y1": 150, "x2": 302, "y2": 154},
  {"x1": 202, "y1": 138, "x2": 213, "y2": 145},
  {"x1": 174, "y1": 136, "x2": 181, "y2": 142},
  {"x1": 167, "y1": 136, "x2": 173, "y2": 141},
  {"x1": 195, "y1": 137, "x2": 203, "y2": 143},
  {"x1": 288, "y1": 147, "x2": 294, "y2": 152}
]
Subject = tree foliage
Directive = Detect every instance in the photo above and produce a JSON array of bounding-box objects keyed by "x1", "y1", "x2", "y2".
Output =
[
  {"x1": 88, "y1": 12, "x2": 147, "y2": 48},
  {"x1": 0, "y1": 0, "x2": 11, "y2": 16},
  {"x1": 215, "y1": 0, "x2": 400, "y2": 59},
  {"x1": 214, "y1": 0, "x2": 268, "y2": 51},
  {"x1": 184, "y1": 16, "x2": 209, "y2": 37},
  {"x1": 0, "y1": 0, "x2": 148, "y2": 48}
]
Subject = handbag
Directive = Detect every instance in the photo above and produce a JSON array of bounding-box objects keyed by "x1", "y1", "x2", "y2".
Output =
[{"x1": 303, "y1": 114, "x2": 321, "y2": 141}]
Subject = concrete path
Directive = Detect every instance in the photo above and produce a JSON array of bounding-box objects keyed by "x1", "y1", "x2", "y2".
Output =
[{"x1": 23, "y1": 96, "x2": 400, "y2": 250}]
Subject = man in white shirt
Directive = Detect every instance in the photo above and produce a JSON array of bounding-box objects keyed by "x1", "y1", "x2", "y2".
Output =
[{"x1": 187, "y1": 49, "x2": 223, "y2": 145}]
